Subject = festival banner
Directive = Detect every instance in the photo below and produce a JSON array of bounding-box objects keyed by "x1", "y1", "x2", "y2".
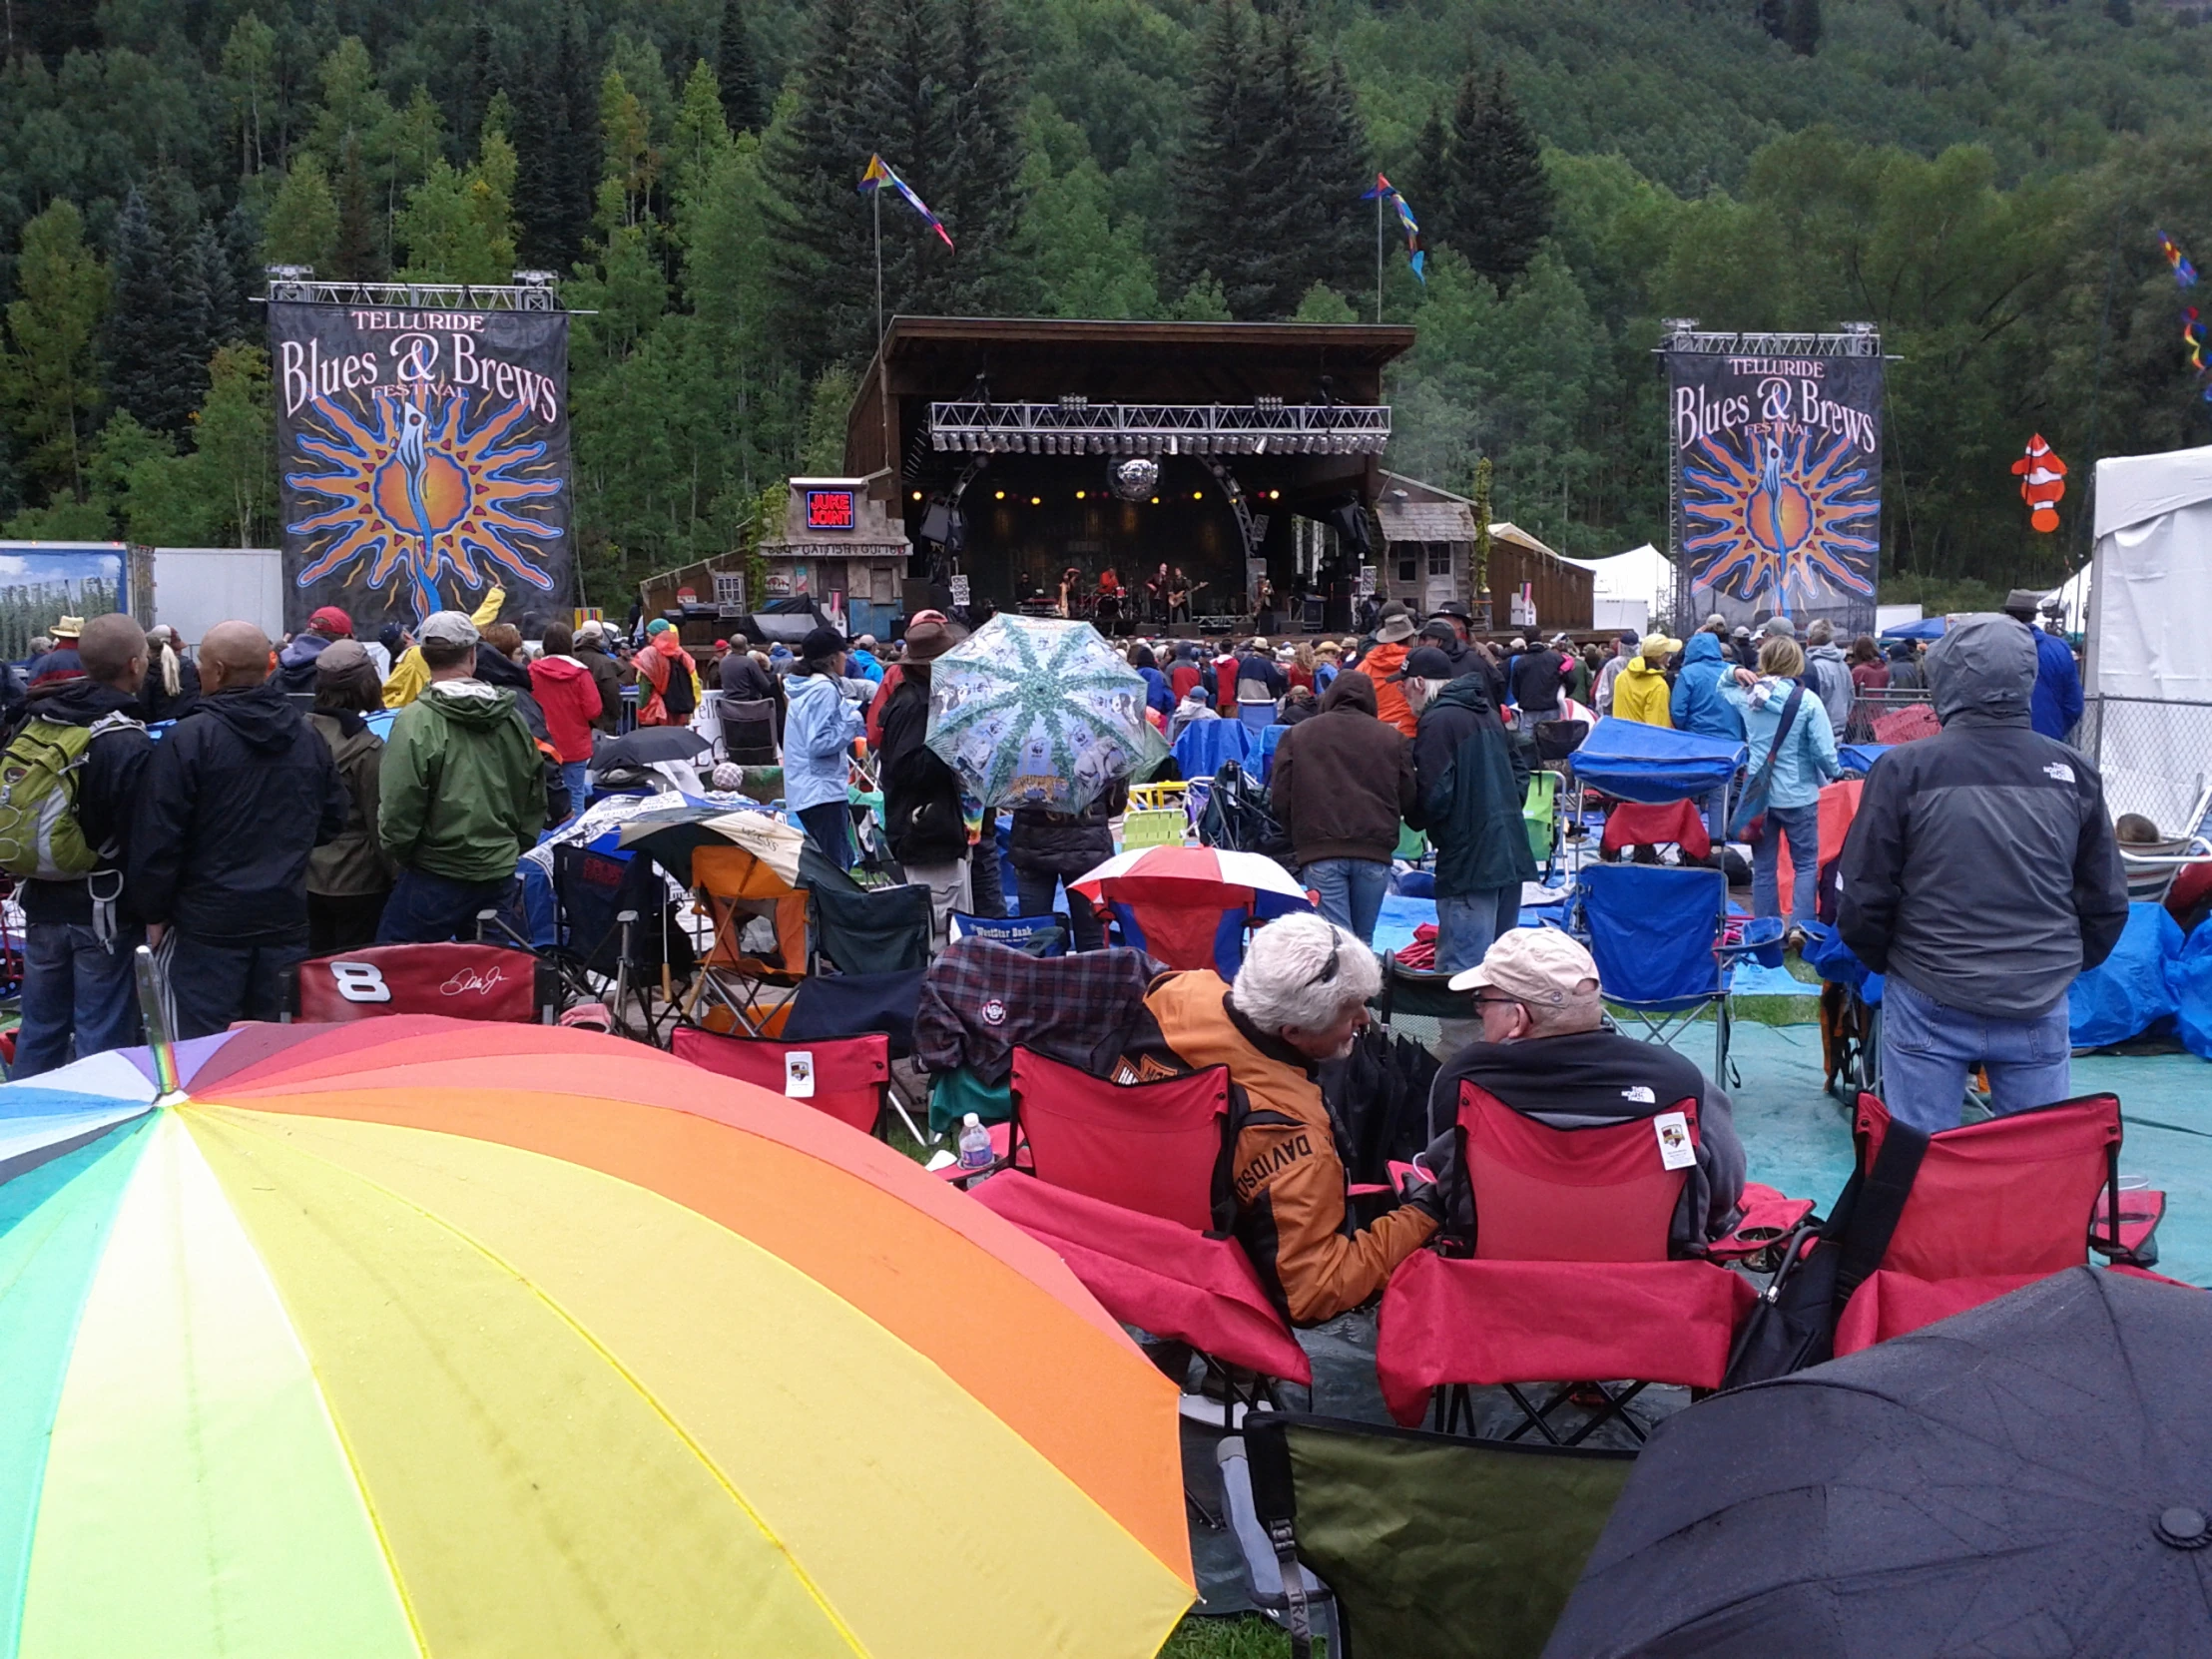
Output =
[
  {"x1": 270, "y1": 301, "x2": 571, "y2": 636},
  {"x1": 1668, "y1": 345, "x2": 1882, "y2": 638}
]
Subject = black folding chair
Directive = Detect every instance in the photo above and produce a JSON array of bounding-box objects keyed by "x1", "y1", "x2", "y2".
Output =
[
  {"x1": 1374, "y1": 950, "x2": 1472, "y2": 1078},
  {"x1": 717, "y1": 697, "x2": 779, "y2": 766},
  {"x1": 810, "y1": 880, "x2": 934, "y2": 975},
  {"x1": 779, "y1": 968, "x2": 932, "y2": 1143},
  {"x1": 548, "y1": 841, "x2": 694, "y2": 1042}
]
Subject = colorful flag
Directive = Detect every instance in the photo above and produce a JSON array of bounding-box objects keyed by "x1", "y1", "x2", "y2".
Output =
[
  {"x1": 2157, "y1": 228, "x2": 2197, "y2": 288},
  {"x1": 1361, "y1": 173, "x2": 1424, "y2": 283},
  {"x1": 858, "y1": 154, "x2": 954, "y2": 250}
]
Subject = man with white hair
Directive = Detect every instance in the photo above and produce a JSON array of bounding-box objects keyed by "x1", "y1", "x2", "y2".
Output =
[
  {"x1": 1431, "y1": 928, "x2": 1746, "y2": 1252},
  {"x1": 1145, "y1": 913, "x2": 1443, "y2": 1325}
]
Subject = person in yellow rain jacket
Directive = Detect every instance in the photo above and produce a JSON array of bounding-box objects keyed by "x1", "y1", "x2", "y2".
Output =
[
  {"x1": 382, "y1": 588, "x2": 504, "y2": 708},
  {"x1": 1610, "y1": 633, "x2": 1680, "y2": 729}
]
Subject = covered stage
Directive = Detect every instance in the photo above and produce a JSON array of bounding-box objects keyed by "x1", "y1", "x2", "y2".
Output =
[{"x1": 844, "y1": 317, "x2": 1415, "y2": 633}]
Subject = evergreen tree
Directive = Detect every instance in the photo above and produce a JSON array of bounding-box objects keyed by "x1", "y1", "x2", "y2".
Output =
[
  {"x1": 332, "y1": 131, "x2": 384, "y2": 278},
  {"x1": 193, "y1": 220, "x2": 244, "y2": 348},
  {"x1": 1755, "y1": 0, "x2": 1787, "y2": 41},
  {"x1": 717, "y1": 0, "x2": 766, "y2": 136},
  {"x1": 2, "y1": 201, "x2": 109, "y2": 502},
  {"x1": 763, "y1": 0, "x2": 891, "y2": 365},
  {"x1": 262, "y1": 155, "x2": 339, "y2": 271},
  {"x1": 106, "y1": 186, "x2": 215, "y2": 439},
  {"x1": 1399, "y1": 103, "x2": 1449, "y2": 234},
  {"x1": 219, "y1": 201, "x2": 262, "y2": 338},
  {"x1": 1784, "y1": 0, "x2": 1822, "y2": 55},
  {"x1": 936, "y1": 0, "x2": 1033, "y2": 316},
  {"x1": 1440, "y1": 67, "x2": 1552, "y2": 288},
  {"x1": 513, "y1": 12, "x2": 597, "y2": 273},
  {"x1": 850, "y1": 0, "x2": 959, "y2": 325},
  {"x1": 1165, "y1": 0, "x2": 1272, "y2": 317}
]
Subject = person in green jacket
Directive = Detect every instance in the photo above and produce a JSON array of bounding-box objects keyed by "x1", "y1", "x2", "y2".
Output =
[{"x1": 376, "y1": 610, "x2": 546, "y2": 943}]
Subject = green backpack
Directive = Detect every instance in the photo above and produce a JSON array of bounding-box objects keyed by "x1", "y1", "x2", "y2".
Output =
[{"x1": 0, "y1": 712, "x2": 144, "y2": 879}]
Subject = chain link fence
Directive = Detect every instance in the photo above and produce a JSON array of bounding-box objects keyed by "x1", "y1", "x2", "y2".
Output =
[{"x1": 2079, "y1": 696, "x2": 2212, "y2": 837}]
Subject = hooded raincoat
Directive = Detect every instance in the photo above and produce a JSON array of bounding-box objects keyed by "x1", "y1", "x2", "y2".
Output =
[
  {"x1": 377, "y1": 680, "x2": 547, "y2": 883},
  {"x1": 1669, "y1": 632, "x2": 1747, "y2": 741}
]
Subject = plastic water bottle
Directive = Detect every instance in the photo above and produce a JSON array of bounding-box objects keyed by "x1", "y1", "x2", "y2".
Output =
[{"x1": 956, "y1": 1112, "x2": 994, "y2": 1171}]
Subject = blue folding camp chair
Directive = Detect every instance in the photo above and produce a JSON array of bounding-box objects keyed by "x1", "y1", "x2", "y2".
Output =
[
  {"x1": 1237, "y1": 699, "x2": 1276, "y2": 734},
  {"x1": 1576, "y1": 863, "x2": 1778, "y2": 1085},
  {"x1": 1250, "y1": 721, "x2": 1292, "y2": 785},
  {"x1": 1173, "y1": 718, "x2": 1252, "y2": 782}
]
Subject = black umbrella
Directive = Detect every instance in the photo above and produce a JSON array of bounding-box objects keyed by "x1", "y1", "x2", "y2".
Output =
[
  {"x1": 1544, "y1": 1269, "x2": 2212, "y2": 1659},
  {"x1": 592, "y1": 726, "x2": 711, "y2": 769}
]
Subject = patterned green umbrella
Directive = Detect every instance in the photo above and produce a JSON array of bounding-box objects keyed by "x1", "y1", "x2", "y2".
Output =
[{"x1": 924, "y1": 616, "x2": 1168, "y2": 814}]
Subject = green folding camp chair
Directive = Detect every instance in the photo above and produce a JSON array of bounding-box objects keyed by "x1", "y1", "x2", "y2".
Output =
[
  {"x1": 1523, "y1": 768, "x2": 1559, "y2": 867},
  {"x1": 1394, "y1": 819, "x2": 1428, "y2": 863},
  {"x1": 1119, "y1": 807, "x2": 1186, "y2": 849},
  {"x1": 1245, "y1": 1412, "x2": 1633, "y2": 1659}
]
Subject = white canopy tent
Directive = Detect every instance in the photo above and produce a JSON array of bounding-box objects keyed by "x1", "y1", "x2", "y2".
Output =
[
  {"x1": 1563, "y1": 544, "x2": 1676, "y2": 613},
  {"x1": 2088, "y1": 444, "x2": 2212, "y2": 831}
]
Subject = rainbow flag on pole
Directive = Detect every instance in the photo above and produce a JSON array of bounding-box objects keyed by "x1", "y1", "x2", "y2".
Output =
[
  {"x1": 1361, "y1": 173, "x2": 1424, "y2": 283},
  {"x1": 858, "y1": 154, "x2": 954, "y2": 249}
]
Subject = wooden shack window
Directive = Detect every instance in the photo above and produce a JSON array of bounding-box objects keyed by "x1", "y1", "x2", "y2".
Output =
[
  {"x1": 1427, "y1": 542, "x2": 1452, "y2": 577},
  {"x1": 1396, "y1": 546, "x2": 1418, "y2": 583}
]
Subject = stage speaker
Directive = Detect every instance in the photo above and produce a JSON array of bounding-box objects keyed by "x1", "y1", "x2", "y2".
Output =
[{"x1": 901, "y1": 578, "x2": 936, "y2": 617}]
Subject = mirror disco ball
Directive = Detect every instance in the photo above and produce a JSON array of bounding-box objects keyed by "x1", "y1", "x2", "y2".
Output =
[{"x1": 1108, "y1": 457, "x2": 1161, "y2": 501}]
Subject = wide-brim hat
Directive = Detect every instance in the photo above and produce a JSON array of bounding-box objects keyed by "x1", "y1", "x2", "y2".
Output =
[
  {"x1": 902, "y1": 619, "x2": 957, "y2": 662},
  {"x1": 1375, "y1": 604, "x2": 1416, "y2": 644},
  {"x1": 50, "y1": 616, "x2": 83, "y2": 641}
]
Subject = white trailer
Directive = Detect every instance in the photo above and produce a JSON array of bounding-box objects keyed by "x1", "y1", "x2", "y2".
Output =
[{"x1": 149, "y1": 547, "x2": 284, "y2": 643}]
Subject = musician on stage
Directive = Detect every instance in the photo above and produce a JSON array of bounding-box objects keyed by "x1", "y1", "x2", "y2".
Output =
[
  {"x1": 1145, "y1": 563, "x2": 1170, "y2": 624},
  {"x1": 1095, "y1": 568, "x2": 1125, "y2": 635},
  {"x1": 1169, "y1": 566, "x2": 1192, "y2": 624},
  {"x1": 1058, "y1": 566, "x2": 1082, "y2": 618}
]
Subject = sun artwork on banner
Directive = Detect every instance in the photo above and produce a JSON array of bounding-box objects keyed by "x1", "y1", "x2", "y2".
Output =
[
  {"x1": 1681, "y1": 429, "x2": 1879, "y2": 614},
  {"x1": 285, "y1": 388, "x2": 563, "y2": 621}
]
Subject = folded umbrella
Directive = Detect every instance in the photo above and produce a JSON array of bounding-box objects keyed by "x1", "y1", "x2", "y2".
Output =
[
  {"x1": 593, "y1": 725, "x2": 712, "y2": 769},
  {"x1": 1545, "y1": 1268, "x2": 2212, "y2": 1659}
]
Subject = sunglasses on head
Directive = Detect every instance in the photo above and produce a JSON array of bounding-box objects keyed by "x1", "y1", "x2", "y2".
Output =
[{"x1": 1305, "y1": 929, "x2": 1342, "y2": 988}]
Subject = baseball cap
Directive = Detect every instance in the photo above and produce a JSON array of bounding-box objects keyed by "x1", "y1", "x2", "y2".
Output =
[
  {"x1": 1447, "y1": 927, "x2": 1600, "y2": 1005},
  {"x1": 1640, "y1": 632, "x2": 1683, "y2": 658},
  {"x1": 309, "y1": 605, "x2": 354, "y2": 637},
  {"x1": 800, "y1": 625, "x2": 848, "y2": 661},
  {"x1": 1761, "y1": 615, "x2": 1796, "y2": 639},
  {"x1": 1617, "y1": 630, "x2": 1640, "y2": 648},
  {"x1": 314, "y1": 638, "x2": 370, "y2": 678},
  {"x1": 418, "y1": 610, "x2": 480, "y2": 649},
  {"x1": 645, "y1": 618, "x2": 673, "y2": 636},
  {"x1": 1394, "y1": 645, "x2": 1459, "y2": 681}
]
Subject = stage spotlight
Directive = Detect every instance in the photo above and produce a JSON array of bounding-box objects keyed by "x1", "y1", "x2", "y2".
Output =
[
  {"x1": 994, "y1": 489, "x2": 1005, "y2": 500},
  {"x1": 1192, "y1": 490, "x2": 1204, "y2": 501},
  {"x1": 1075, "y1": 489, "x2": 1086, "y2": 499},
  {"x1": 911, "y1": 490, "x2": 922, "y2": 501},
  {"x1": 1149, "y1": 496, "x2": 1159, "y2": 504},
  {"x1": 1268, "y1": 489, "x2": 1280, "y2": 500},
  {"x1": 1030, "y1": 495, "x2": 1042, "y2": 505}
]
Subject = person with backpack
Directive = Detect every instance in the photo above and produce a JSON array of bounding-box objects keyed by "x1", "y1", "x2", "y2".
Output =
[
  {"x1": 1405, "y1": 646, "x2": 1538, "y2": 975},
  {"x1": 130, "y1": 621, "x2": 350, "y2": 1038},
  {"x1": 305, "y1": 641, "x2": 394, "y2": 953},
  {"x1": 5, "y1": 614, "x2": 154, "y2": 1075}
]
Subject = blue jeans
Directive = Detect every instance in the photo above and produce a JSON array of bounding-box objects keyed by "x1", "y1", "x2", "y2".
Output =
[
  {"x1": 559, "y1": 759, "x2": 589, "y2": 824},
  {"x1": 377, "y1": 866, "x2": 512, "y2": 944},
  {"x1": 798, "y1": 802, "x2": 854, "y2": 869},
  {"x1": 14, "y1": 921, "x2": 144, "y2": 1077},
  {"x1": 166, "y1": 931, "x2": 306, "y2": 1038},
  {"x1": 1880, "y1": 974, "x2": 2072, "y2": 1135},
  {"x1": 1435, "y1": 886, "x2": 1520, "y2": 976},
  {"x1": 1750, "y1": 802, "x2": 1819, "y2": 925},
  {"x1": 1303, "y1": 857, "x2": 1390, "y2": 944}
]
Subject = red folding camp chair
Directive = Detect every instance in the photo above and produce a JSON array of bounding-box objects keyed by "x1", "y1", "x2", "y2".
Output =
[
  {"x1": 1832, "y1": 1092, "x2": 2165, "y2": 1356},
  {"x1": 1376, "y1": 1080, "x2": 1755, "y2": 1443},
  {"x1": 283, "y1": 942, "x2": 558, "y2": 1024},
  {"x1": 966, "y1": 1046, "x2": 1312, "y2": 1421},
  {"x1": 671, "y1": 1026, "x2": 891, "y2": 1136}
]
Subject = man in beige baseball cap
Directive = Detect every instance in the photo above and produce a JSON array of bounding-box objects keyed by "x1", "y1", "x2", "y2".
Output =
[{"x1": 1432, "y1": 926, "x2": 1748, "y2": 1253}]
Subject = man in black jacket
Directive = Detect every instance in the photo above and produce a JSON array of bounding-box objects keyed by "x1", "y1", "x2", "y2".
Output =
[
  {"x1": 1406, "y1": 649, "x2": 1537, "y2": 974},
  {"x1": 1430, "y1": 926, "x2": 1746, "y2": 1253},
  {"x1": 1267, "y1": 669, "x2": 1414, "y2": 943},
  {"x1": 1508, "y1": 635, "x2": 1570, "y2": 732},
  {"x1": 12, "y1": 614, "x2": 155, "y2": 1075},
  {"x1": 131, "y1": 621, "x2": 349, "y2": 1037},
  {"x1": 1839, "y1": 613, "x2": 2127, "y2": 1133},
  {"x1": 874, "y1": 618, "x2": 969, "y2": 945},
  {"x1": 574, "y1": 621, "x2": 628, "y2": 733}
]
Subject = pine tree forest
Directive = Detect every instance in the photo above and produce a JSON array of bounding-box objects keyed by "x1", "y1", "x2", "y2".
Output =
[{"x1": 8, "y1": 0, "x2": 2212, "y2": 607}]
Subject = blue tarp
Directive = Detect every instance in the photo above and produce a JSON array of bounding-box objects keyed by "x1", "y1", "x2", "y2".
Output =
[
  {"x1": 1879, "y1": 617, "x2": 1946, "y2": 640},
  {"x1": 2069, "y1": 902, "x2": 2183, "y2": 1049},
  {"x1": 1837, "y1": 743, "x2": 1891, "y2": 774},
  {"x1": 2174, "y1": 923, "x2": 2212, "y2": 1061},
  {"x1": 1568, "y1": 718, "x2": 1746, "y2": 805}
]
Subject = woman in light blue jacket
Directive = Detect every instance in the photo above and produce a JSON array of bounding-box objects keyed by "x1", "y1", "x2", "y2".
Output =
[
  {"x1": 1720, "y1": 634, "x2": 1840, "y2": 938},
  {"x1": 783, "y1": 627, "x2": 867, "y2": 866}
]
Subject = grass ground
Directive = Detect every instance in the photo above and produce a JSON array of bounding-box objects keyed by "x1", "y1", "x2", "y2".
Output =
[{"x1": 1158, "y1": 1613, "x2": 1295, "y2": 1658}]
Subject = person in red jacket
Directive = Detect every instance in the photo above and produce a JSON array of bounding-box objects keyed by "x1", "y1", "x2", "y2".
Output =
[{"x1": 529, "y1": 622, "x2": 605, "y2": 822}]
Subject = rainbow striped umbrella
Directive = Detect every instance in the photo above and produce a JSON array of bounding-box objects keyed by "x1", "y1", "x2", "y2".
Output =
[{"x1": 0, "y1": 1019, "x2": 1192, "y2": 1658}]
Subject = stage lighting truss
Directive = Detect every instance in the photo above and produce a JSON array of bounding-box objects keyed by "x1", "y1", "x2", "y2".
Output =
[{"x1": 925, "y1": 401, "x2": 1390, "y2": 456}]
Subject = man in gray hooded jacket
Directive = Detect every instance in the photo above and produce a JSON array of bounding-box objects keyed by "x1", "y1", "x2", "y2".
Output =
[{"x1": 1838, "y1": 613, "x2": 2127, "y2": 1132}]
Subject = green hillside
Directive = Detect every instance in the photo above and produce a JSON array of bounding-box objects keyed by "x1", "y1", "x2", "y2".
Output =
[{"x1": 6, "y1": 0, "x2": 2212, "y2": 601}]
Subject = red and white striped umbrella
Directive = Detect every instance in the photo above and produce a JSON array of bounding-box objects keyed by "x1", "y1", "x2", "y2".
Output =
[{"x1": 1070, "y1": 845, "x2": 1315, "y2": 919}]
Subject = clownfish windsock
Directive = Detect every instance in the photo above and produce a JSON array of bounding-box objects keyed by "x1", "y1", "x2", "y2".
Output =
[{"x1": 2010, "y1": 432, "x2": 2067, "y2": 534}]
